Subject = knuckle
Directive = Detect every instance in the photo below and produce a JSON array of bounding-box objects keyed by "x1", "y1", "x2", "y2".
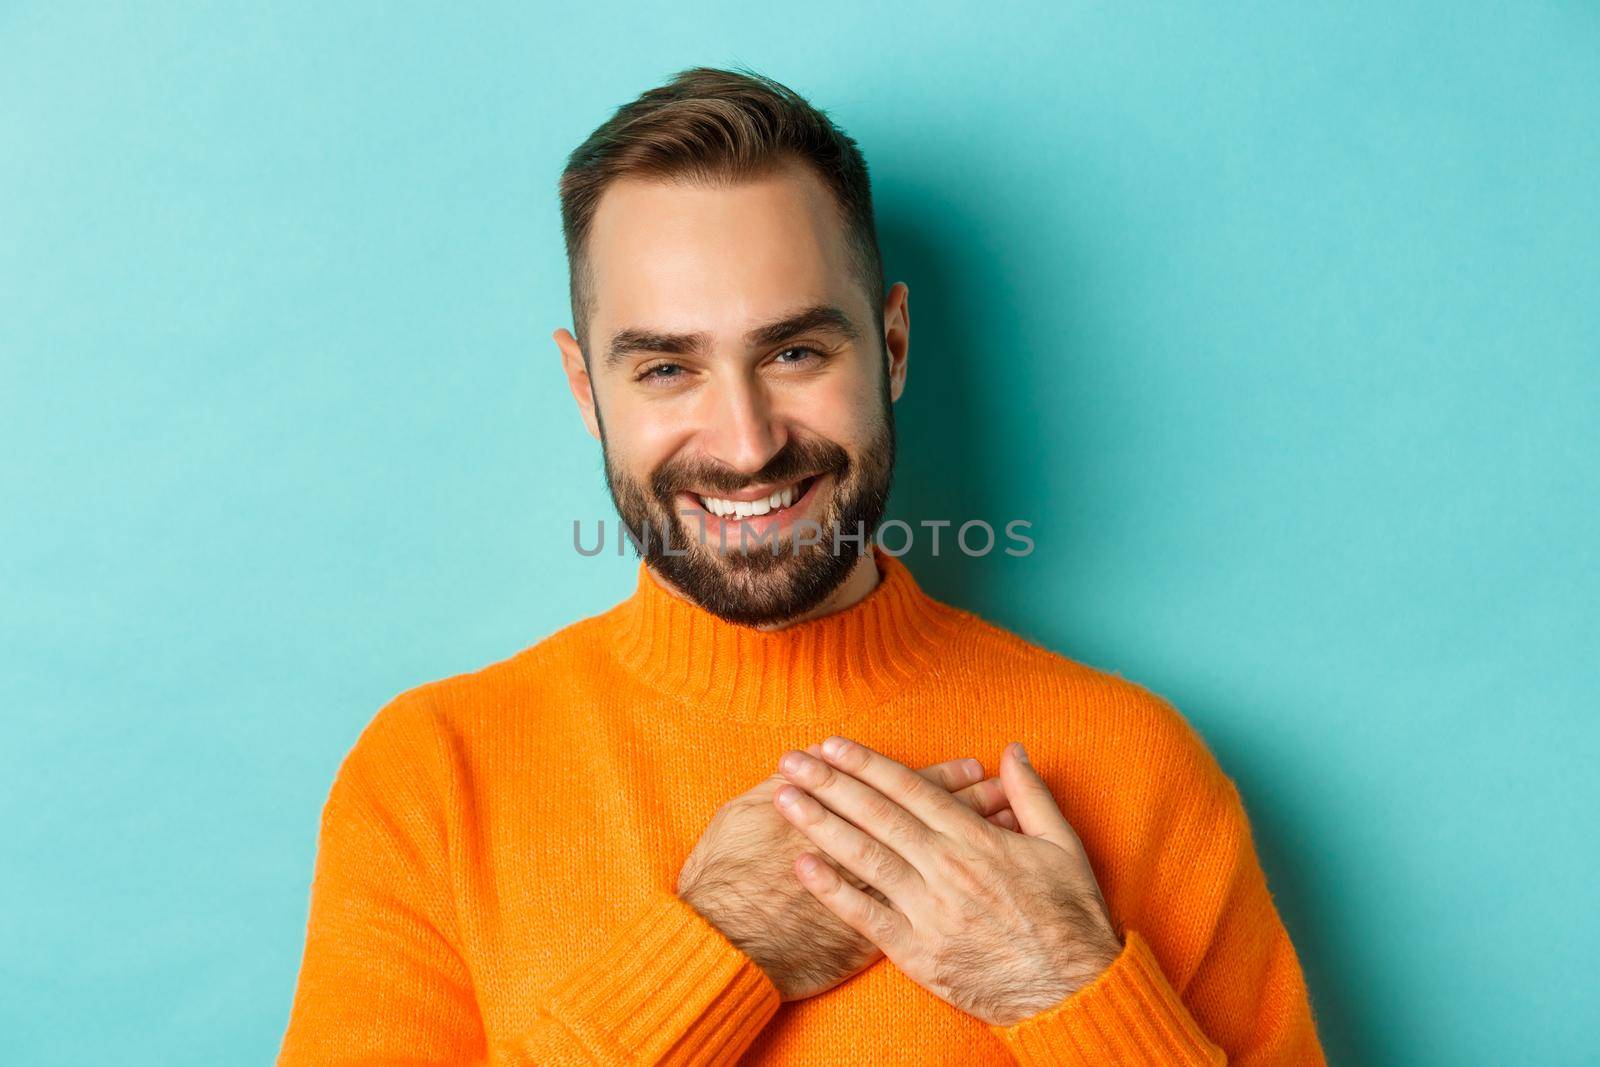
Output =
[
  {"x1": 794, "y1": 796, "x2": 827, "y2": 827},
  {"x1": 933, "y1": 789, "x2": 970, "y2": 821},
  {"x1": 880, "y1": 817, "x2": 924, "y2": 853},
  {"x1": 888, "y1": 766, "x2": 923, "y2": 800},
  {"x1": 812, "y1": 760, "x2": 841, "y2": 791},
  {"x1": 934, "y1": 848, "x2": 991, "y2": 896},
  {"x1": 850, "y1": 838, "x2": 896, "y2": 883},
  {"x1": 916, "y1": 794, "x2": 950, "y2": 827},
  {"x1": 955, "y1": 815, "x2": 999, "y2": 850},
  {"x1": 873, "y1": 839, "x2": 910, "y2": 885},
  {"x1": 838, "y1": 744, "x2": 872, "y2": 774},
  {"x1": 879, "y1": 810, "x2": 929, "y2": 853},
  {"x1": 864, "y1": 905, "x2": 900, "y2": 944},
  {"x1": 912, "y1": 777, "x2": 956, "y2": 814},
  {"x1": 948, "y1": 780, "x2": 981, "y2": 811},
  {"x1": 845, "y1": 834, "x2": 878, "y2": 871},
  {"x1": 970, "y1": 777, "x2": 1005, "y2": 811},
  {"x1": 860, "y1": 790, "x2": 900, "y2": 827}
]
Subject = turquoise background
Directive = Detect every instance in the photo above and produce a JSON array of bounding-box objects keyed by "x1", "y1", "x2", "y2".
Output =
[{"x1": 3, "y1": 3, "x2": 1596, "y2": 1064}]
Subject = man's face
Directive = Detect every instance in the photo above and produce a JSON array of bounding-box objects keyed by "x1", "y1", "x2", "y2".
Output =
[{"x1": 555, "y1": 161, "x2": 908, "y2": 626}]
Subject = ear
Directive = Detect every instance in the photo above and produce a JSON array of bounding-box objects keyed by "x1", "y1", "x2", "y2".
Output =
[
  {"x1": 553, "y1": 328, "x2": 602, "y2": 440},
  {"x1": 882, "y1": 281, "x2": 910, "y2": 403}
]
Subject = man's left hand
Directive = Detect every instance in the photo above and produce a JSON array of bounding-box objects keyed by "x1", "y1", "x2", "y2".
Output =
[{"x1": 772, "y1": 736, "x2": 1123, "y2": 1027}]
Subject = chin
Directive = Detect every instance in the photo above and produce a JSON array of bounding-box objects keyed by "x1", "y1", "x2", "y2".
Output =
[{"x1": 653, "y1": 537, "x2": 860, "y2": 627}]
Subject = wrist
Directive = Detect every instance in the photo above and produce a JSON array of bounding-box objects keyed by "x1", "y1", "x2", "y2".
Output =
[
  {"x1": 677, "y1": 882, "x2": 732, "y2": 940},
  {"x1": 678, "y1": 884, "x2": 780, "y2": 983},
  {"x1": 1057, "y1": 931, "x2": 1123, "y2": 997},
  {"x1": 984, "y1": 930, "x2": 1124, "y2": 1027}
]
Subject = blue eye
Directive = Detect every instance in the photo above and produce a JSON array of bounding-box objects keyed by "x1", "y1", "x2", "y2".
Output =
[
  {"x1": 773, "y1": 347, "x2": 821, "y2": 365},
  {"x1": 639, "y1": 363, "x2": 684, "y2": 382}
]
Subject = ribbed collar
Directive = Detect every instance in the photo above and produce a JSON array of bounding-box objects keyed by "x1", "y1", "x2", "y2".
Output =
[{"x1": 609, "y1": 546, "x2": 968, "y2": 724}]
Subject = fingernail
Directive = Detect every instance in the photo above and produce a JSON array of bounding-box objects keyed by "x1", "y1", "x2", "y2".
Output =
[
  {"x1": 776, "y1": 786, "x2": 801, "y2": 807},
  {"x1": 822, "y1": 736, "x2": 847, "y2": 759},
  {"x1": 1013, "y1": 741, "x2": 1030, "y2": 765},
  {"x1": 780, "y1": 751, "x2": 804, "y2": 775}
]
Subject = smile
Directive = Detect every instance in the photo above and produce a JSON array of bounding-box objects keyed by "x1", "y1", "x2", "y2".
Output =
[{"x1": 690, "y1": 475, "x2": 819, "y2": 520}]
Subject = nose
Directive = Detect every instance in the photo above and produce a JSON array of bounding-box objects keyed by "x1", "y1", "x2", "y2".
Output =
[{"x1": 698, "y1": 369, "x2": 787, "y2": 478}]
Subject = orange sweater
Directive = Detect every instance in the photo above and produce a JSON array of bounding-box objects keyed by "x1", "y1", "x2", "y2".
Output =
[{"x1": 279, "y1": 548, "x2": 1323, "y2": 1065}]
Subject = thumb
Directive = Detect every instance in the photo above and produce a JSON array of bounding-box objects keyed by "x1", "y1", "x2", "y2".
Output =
[{"x1": 998, "y1": 742, "x2": 1082, "y2": 853}]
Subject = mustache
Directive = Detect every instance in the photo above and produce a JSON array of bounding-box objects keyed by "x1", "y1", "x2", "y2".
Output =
[{"x1": 649, "y1": 436, "x2": 851, "y2": 499}]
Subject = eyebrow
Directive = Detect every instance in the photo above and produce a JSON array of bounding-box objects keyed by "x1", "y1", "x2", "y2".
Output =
[{"x1": 603, "y1": 304, "x2": 862, "y2": 369}]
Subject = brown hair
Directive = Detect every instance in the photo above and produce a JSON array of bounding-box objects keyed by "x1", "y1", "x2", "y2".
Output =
[{"x1": 558, "y1": 65, "x2": 885, "y2": 356}]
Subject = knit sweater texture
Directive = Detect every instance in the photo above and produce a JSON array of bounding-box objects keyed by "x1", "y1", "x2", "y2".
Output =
[{"x1": 278, "y1": 548, "x2": 1324, "y2": 1065}]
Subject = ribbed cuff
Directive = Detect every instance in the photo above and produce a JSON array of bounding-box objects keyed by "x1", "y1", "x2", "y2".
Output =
[
  {"x1": 990, "y1": 930, "x2": 1224, "y2": 1066},
  {"x1": 505, "y1": 890, "x2": 780, "y2": 1066}
]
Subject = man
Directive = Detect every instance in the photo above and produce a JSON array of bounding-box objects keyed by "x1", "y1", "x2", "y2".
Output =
[{"x1": 278, "y1": 67, "x2": 1324, "y2": 1065}]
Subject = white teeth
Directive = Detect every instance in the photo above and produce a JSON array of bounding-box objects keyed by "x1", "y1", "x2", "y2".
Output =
[{"x1": 697, "y1": 479, "x2": 805, "y2": 519}]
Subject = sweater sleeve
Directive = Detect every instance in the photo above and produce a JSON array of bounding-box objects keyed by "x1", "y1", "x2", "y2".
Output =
[
  {"x1": 277, "y1": 693, "x2": 489, "y2": 1065},
  {"x1": 278, "y1": 692, "x2": 781, "y2": 1067},
  {"x1": 491, "y1": 888, "x2": 781, "y2": 1065},
  {"x1": 988, "y1": 766, "x2": 1324, "y2": 1065}
]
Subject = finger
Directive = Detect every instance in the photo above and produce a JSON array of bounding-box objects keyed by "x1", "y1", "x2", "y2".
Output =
[
  {"x1": 815, "y1": 736, "x2": 987, "y2": 838},
  {"x1": 913, "y1": 756, "x2": 985, "y2": 794},
  {"x1": 774, "y1": 783, "x2": 925, "y2": 907},
  {"x1": 952, "y1": 776, "x2": 1009, "y2": 818},
  {"x1": 808, "y1": 748, "x2": 987, "y2": 896},
  {"x1": 999, "y1": 742, "x2": 1084, "y2": 853},
  {"x1": 793, "y1": 851, "x2": 911, "y2": 955},
  {"x1": 779, "y1": 750, "x2": 943, "y2": 869},
  {"x1": 808, "y1": 851, "x2": 880, "y2": 899},
  {"x1": 987, "y1": 808, "x2": 1019, "y2": 831}
]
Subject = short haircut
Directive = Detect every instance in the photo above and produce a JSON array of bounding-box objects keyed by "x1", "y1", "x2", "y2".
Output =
[{"x1": 558, "y1": 65, "x2": 886, "y2": 358}]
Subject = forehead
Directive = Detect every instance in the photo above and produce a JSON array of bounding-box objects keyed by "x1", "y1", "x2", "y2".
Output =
[{"x1": 584, "y1": 162, "x2": 864, "y2": 342}]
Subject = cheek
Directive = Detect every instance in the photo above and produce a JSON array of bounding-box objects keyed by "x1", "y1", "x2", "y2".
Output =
[
  {"x1": 600, "y1": 391, "x2": 695, "y2": 478},
  {"x1": 789, "y1": 371, "x2": 881, "y2": 451}
]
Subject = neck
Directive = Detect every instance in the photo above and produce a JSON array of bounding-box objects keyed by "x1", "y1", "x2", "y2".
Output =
[
  {"x1": 611, "y1": 545, "x2": 965, "y2": 724},
  {"x1": 645, "y1": 551, "x2": 882, "y2": 631}
]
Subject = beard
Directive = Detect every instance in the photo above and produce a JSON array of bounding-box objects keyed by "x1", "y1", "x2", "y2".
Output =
[{"x1": 601, "y1": 390, "x2": 896, "y2": 627}]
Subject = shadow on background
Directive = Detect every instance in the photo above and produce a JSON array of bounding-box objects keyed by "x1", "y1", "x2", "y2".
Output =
[
  {"x1": 877, "y1": 205, "x2": 1371, "y2": 1065},
  {"x1": 1193, "y1": 699, "x2": 1373, "y2": 1066},
  {"x1": 876, "y1": 209, "x2": 1000, "y2": 611}
]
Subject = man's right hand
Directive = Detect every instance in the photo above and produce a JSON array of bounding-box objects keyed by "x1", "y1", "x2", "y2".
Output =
[{"x1": 676, "y1": 747, "x2": 1017, "y2": 1001}]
